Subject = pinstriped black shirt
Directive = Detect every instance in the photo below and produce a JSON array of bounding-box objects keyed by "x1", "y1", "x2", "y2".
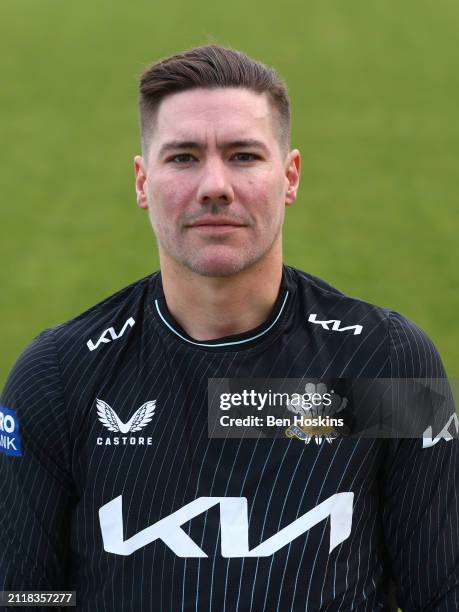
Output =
[{"x1": 1, "y1": 265, "x2": 458, "y2": 611}]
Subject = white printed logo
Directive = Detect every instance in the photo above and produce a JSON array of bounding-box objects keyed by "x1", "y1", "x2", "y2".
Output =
[
  {"x1": 0, "y1": 406, "x2": 23, "y2": 456},
  {"x1": 97, "y1": 399, "x2": 156, "y2": 434},
  {"x1": 87, "y1": 317, "x2": 135, "y2": 351},
  {"x1": 422, "y1": 413, "x2": 459, "y2": 448},
  {"x1": 99, "y1": 492, "x2": 354, "y2": 557},
  {"x1": 308, "y1": 314, "x2": 363, "y2": 336}
]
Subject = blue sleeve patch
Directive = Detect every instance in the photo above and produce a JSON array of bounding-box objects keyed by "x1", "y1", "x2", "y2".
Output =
[{"x1": 0, "y1": 405, "x2": 23, "y2": 457}]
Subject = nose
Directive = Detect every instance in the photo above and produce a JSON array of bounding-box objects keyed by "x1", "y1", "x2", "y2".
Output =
[{"x1": 196, "y1": 157, "x2": 235, "y2": 205}]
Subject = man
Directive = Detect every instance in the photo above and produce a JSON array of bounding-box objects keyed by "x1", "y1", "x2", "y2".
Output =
[{"x1": 1, "y1": 45, "x2": 457, "y2": 611}]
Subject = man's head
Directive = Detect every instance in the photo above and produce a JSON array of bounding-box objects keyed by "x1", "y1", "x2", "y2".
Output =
[
  {"x1": 138, "y1": 44, "x2": 291, "y2": 157},
  {"x1": 135, "y1": 45, "x2": 300, "y2": 278}
]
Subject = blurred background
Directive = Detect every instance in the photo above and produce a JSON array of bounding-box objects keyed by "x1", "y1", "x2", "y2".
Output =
[{"x1": 1, "y1": 0, "x2": 458, "y2": 386}]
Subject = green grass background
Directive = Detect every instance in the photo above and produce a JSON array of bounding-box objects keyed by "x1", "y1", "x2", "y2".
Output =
[{"x1": 1, "y1": 0, "x2": 458, "y2": 386}]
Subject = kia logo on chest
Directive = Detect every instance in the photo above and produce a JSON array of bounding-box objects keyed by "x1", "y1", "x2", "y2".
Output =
[{"x1": 99, "y1": 492, "x2": 354, "y2": 557}]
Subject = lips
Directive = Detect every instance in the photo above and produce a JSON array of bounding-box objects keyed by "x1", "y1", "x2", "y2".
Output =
[{"x1": 189, "y1": 218, "x2": 245, "y2": 227}]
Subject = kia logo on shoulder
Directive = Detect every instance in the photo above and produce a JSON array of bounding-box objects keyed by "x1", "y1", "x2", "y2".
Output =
[
  {"x1": 308, "y1": 314, "x2": 363, "y2": 336},
  {"x1": 87, "y1": 317, "x2": 135, "y2": 351}
]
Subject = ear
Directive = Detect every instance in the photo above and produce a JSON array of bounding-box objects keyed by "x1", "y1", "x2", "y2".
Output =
[
  {"x1": 134, "y1": 155, "x2": 149, "y2": 210},
  {"x1": 284, "y1": 149, "x2": 301, "y2": 206}
]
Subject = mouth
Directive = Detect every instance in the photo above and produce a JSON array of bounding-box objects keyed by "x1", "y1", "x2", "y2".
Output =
[{"x1": 187, "y1": 219, "x2": 246, "y2": 233}]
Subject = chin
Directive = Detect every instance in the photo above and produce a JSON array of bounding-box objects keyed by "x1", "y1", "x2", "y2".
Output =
[
  {"x1": 184, "y1": 252, "x2": 258, "y2": 278},
  {"x1": 168, "y1": 242, "x2": 269, "y2": 278},
  {"x1": 188, "y1": 260, "x2": 247, "y2": 278}
]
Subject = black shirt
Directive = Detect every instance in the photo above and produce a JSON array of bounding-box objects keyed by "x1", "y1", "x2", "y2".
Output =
[{"x1": 1, "y1": 265, "x2": 458, "y2": 611}]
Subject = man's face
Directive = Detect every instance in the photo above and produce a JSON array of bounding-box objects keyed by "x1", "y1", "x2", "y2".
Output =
[{"x1": 135, "y1": 87, "x2": 300, "y2": 277}]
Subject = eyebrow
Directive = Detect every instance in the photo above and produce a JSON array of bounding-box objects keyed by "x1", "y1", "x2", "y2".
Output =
[{"x1": 158, "y1": 139, "x2": 269, "y2": 157}]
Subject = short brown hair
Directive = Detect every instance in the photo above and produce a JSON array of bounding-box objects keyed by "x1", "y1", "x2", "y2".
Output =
[{"x1": 139, "y1": 44, "x2": 291, "y2": 155}]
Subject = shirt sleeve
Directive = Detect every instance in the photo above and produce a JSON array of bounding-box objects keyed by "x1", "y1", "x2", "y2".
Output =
[
  {"x1": 381, "y1": 312, "x2": 459, "y2": 611},
  {"x1": 0, "y1": 329, "x2": 76, "y2": 595}
]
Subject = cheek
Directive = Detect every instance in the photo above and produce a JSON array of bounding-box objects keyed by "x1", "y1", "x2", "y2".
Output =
[
  {"x1": 148, "y1": 177, "x2": 193, "y2": 219},
  {"x1": 243, "y1": 166, "x2": 286, "y2": 202},
  {"x1": 241, "y1": 180, "x2": 285, "y2": 223}
]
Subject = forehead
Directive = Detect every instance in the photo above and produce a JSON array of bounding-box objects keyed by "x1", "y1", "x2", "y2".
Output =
[{"x1": 152, "y1": 88, "x2": 277, "y2": 146}]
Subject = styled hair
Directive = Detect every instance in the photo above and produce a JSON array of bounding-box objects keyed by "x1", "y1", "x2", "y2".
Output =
[{"x1": 139, "y1": 44, "x2": 291, "y2": 154}]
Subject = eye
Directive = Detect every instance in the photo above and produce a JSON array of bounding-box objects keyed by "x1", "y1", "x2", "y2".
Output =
[
  {"x1": 231, "y1": 152, "x2": 260, "y2": 162},
  {"x1": 168, "y1": 153, "x2": 196, "y2": 163}
]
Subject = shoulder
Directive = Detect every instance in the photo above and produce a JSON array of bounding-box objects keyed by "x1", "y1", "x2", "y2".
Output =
[
  {"x1": 2, "y1": 274, "x2": 157, "y2": 394},
  {"x1": 287, "y1": 264, "x2": 390, "y2": 332},
  {"x1": 286, "y1": 265, "x2": 447, "y2": 377},
  {"x1": 386, "y1": 310, "x2": 447, "y2": 377},
  {"x1": 48, "y1": 272, "x2": 156, "y2": 353}
]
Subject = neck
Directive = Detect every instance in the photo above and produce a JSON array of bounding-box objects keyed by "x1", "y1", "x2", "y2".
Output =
[{"x1": 159, "y1": 254, "x2": 284, "y2": 341}]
